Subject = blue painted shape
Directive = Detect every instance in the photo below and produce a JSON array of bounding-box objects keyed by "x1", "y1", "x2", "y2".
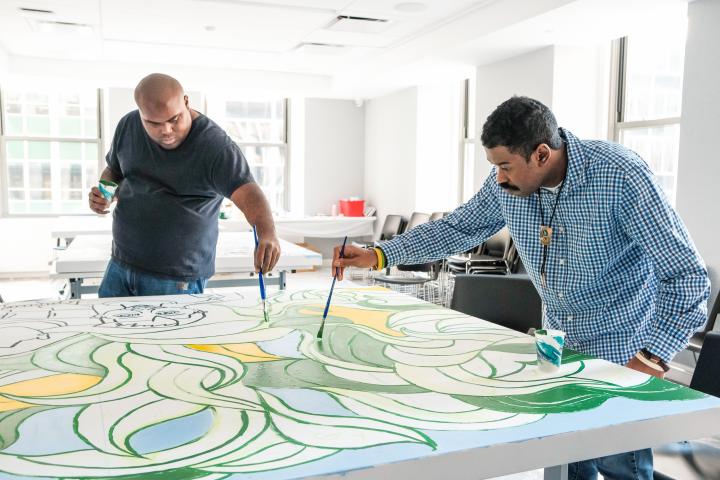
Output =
[
  {"x1": 3, "y1": 407, "x2": 87, "y2": 455},
  {"x1": 129, "y1": 407, "x2": 213, "y2": 454}
]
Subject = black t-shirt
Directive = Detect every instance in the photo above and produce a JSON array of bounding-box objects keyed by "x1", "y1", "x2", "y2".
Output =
[{"x1": 106, "y1": 110, "x2": 253, "y2": 280}]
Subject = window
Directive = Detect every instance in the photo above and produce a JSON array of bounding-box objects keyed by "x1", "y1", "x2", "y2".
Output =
[
  {"x1": 460, "y1": 78, "x2": 477, "y2": 203},
  {"x1": 609, "y1": 15, "x2": 687, "y2": 205},
  {"x1": 1, "y1": 88, "x2": 101, "y2": 215},
  {"x1": 208, "y1": 98, "x2": 288, "y2": 212}
]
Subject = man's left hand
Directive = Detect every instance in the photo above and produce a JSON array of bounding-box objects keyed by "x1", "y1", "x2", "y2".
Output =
[
  {"x1": 625, "y1": 355, "x2": 666, "y2": 379},
  {"x1": 255, "y1": 234, "x2": 281, "y2": 274}
]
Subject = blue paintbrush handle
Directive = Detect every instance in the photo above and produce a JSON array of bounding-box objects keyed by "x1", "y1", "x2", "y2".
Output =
[
  {"x1": 322, "y1": 276, "x2": 337, "y2": 319},
  {"x1": 252, "y1": 225, "x2": 266, "y2": 300}
]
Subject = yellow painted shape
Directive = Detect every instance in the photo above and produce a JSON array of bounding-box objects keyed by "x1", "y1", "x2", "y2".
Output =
[
  {"x1": 0, "y1": 373, "x2": 101, "y2": 412},
  {"x1": 187, "y1": 343, "x2": 282, "y2": 362},
  {"x1": 301, "y1": 305, "x2": 404, "y2": 337}
]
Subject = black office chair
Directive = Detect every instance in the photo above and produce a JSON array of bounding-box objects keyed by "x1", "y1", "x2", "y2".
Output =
[
  {"x1": 450, "y1": 273, "x2": 542, "y2": 334},
  {"x1": 653, "y1": 331, "x2": 720, "y2": 480},
  {"x1": 446, "y1": 228, "x2": 518, "y2": 275},
  {"x1": 429, "y1": 211, "x2": 448, "y2": 222},
  {"x1": 687, "y1": 289, "x2": 719, "y2": 353}
]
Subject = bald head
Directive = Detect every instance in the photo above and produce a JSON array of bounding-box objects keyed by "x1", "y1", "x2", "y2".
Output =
[
  {"x1": 134, "y1": 73, "x2": 195, "y2": 150},
  {"x1": 134, "y1": 73, "x2": 185, "y2": 111}
]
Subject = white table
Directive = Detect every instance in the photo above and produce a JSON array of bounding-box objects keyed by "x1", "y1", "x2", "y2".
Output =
[
  {"x1": 220, "y1": 215, "x2": 376, "y2": 238},
  {"x1": 50, "y1": 232, "x2": 322, "y2": 298},
  {"x1": 50, "y1": 215, "x2": 376, "y2": 245},
  {"x1": 0, "y1": 288, "x2": 718, "y2": 479},
  {"x1": 50, "y1": 215, "x2": 112, "y2": 246}
]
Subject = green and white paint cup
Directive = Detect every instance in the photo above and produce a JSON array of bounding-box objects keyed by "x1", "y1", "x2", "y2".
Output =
[
  {"x1": 98, "y1": 180, "x2": 118, "y2": 201},
  {"x1": 535, "y1": 329, "x2": 566, "y2": 371}
]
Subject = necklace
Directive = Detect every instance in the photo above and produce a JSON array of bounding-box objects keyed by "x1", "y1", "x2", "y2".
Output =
[{"x1": 537, "y1": 179, "x2": 566, "y2": 288}]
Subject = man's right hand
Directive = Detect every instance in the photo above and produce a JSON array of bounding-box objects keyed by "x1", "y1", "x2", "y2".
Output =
[
  {"x1": 332, "y1": 245, "x2": 378, "y2": 281},
  {"x1": 89, "y1": 186, "x2": 112, "y2": 214}
]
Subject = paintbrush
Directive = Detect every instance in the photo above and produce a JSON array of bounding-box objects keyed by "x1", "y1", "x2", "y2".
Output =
[
  {"x1": 317, "y1": 235, "x2": 347, "y2": 339},
  {"x1": 252, "y1": 225, "x2": 269, "y2": 323}
]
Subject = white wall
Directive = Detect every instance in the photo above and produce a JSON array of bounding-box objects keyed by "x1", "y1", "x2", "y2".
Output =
[
  {"x1": 415, "y1": 84, "x2": 463, "y2": 213},
  {"x1": 474, "y1": 47, "x2": 556, "y2": 191},
  {"x1": 364, "y1": 88, "x2": 418, "y2": 238},
  {"x1": 473, "y1": 44, "x2": 611, "y2": 190},
  {"x1": 9, "y1": 56, "x2": 331, "y2": 98},
  {"x1": 304, "y1": 98, "x2": 364, "y2": 216},
  {"x1": 552, "y1": 45, "x2": 611, "y2": 140},
  {"x1": 677, "y1": 0, "x2": 720, "y2": 312}
]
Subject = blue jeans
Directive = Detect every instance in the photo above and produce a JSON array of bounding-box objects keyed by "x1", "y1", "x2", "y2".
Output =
[
  {"x1": 98, "y1": 259, "x2": 208, "y2": 298},
  {"x1": 569, "y1": 449, "x2": 653, "y2": 480}
]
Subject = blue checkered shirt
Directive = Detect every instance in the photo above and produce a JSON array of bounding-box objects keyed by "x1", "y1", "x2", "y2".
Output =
[{"x1": 380, "y1": 129, "x2": 709, "y2": 364}]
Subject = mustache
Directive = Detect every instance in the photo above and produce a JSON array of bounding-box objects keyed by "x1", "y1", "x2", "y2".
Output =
[{"x1": 498, "y1": 182, "x2": 519, "y2": 191}]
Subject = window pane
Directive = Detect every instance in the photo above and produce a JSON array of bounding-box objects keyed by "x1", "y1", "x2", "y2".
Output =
[
  {"x1": 4, "y1": 139, "x2": 98, "y2": 214},
  {"x1": 239, "y1": 145, "x2": 286, "y2": 211},
  {"x1": 28, "y1": 141, "x2": 51, "y2": 160},
  {"x1": 619, "y1": 124, "x2": 680, "y2": 204},
  {"x1": 2, "y1": 88, "x2": 98, "y2": 138},
  {"x1": 29, "y1": 163, "x2": 52, "y2": 189},
  {"x1": 60, "y1": 142, "x2": 82, "y2": 161},
  {"x1": 61, "y1": 164, "x2": 83, "y2": 189},
  {"x1": 8, "y1": 163, "x2": 24, "y2": 188},
  {"x1": 6, "y1": 141, "x2": 24, "y2": 159},
  {"x1": 59, "y1": 117, "x2": 82, "y2": 137},
  {"x1": 220, "y1": 99, "x2": 285, "y2": 143},
  {"x1": 5, "y1": 116, "x2": 23, "y2": 135},
  {"x1": 623, "y1": 20, "x2": 687, "y2": 121},
  {"x1": 27, "y1": 116, "x2": 51, "y2": 136}
]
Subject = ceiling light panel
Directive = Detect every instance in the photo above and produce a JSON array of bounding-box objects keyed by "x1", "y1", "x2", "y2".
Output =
[{"x1": 101, "y1": 0, "x2": 337, "y2": 52}]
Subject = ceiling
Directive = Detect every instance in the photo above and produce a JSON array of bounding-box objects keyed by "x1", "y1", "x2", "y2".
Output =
[{"x1": 0, "y1": 0, "x2": 687, "y2": 97}]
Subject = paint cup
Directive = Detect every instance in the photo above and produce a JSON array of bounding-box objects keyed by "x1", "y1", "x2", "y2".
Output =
[
  {"x1": 535, "y1": 329, "x2": 566, "y2": 372},
  {"x1": 98, "y1": 180, "x2": 118, "y2": 201}
]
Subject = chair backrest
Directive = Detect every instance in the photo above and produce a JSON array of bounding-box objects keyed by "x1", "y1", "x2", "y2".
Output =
[
  {"x1": 380, "y1": 215, "x2": 406, "y2": 241},
  {"x1": 482, "y1": 228, "x2": 512, "y2": 258},
  {"x1": 690, "y1": 331, "x2": 720, "y2": 397},
  {"x1": 429, "y1": 211, "x2": 448, "y2": 222},
  {"x1": 450, "y1": 274, "x2": 542, "y2": 334},
  {"x1": 704, "y1": 289, "x2": 720, "y2": 334},
  {"x1": 404, "y1": 212, "x2": 430, "y2": 232}
]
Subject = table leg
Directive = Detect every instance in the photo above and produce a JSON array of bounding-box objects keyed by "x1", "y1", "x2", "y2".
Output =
[
  {"x1": 544, "y1": 465, "x2": 568, "y2": 480},
  {"x1": 279, "y1": 271, "x2": 286, "y2": 290},
  {"x1": 69, "y1": 279, "x2": 82, "y2": 299}
]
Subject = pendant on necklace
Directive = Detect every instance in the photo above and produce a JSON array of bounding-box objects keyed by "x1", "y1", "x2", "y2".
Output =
[{"x1": 539, "y1": 225, "x2": 553, "y2": 246}]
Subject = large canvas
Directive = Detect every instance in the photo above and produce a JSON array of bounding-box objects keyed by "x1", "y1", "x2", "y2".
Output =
[{"x1": 0, "y1": 287, "x2": 714, "y2": 479}]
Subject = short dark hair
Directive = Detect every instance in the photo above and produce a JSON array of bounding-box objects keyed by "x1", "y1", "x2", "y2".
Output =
[{"x1": 480, "y1": 96, "x2": 563, "y2": 158}]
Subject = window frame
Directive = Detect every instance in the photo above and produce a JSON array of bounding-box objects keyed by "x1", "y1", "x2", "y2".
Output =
[
  {"x1": 209, "y1": 97, "x2": 290, "y2": 213},
  {"x1": 608, "y1": 36, "x2": 683, "y2": 204},
  {"x1": 0, "y1": 87, "x2": 104, "y2": 217}
]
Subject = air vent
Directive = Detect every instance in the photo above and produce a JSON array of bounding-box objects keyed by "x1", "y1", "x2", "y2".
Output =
[
  {"x1": 28, "y1": 19, "x2": 94, "y2": 35},
  {"x1": 19, "y1": 7, "x2": 55, "y2": 15},
  {"x1": 326, "y1": 15, "x2": 392, "y2": 34},
  {"x1": 295, "y1": 42, "x2": 347, "y2": 55}
]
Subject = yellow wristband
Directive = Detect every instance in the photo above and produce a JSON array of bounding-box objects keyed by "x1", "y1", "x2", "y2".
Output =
[{"x1": 373, "y1": 247, "x2": 385, "y2": 270}]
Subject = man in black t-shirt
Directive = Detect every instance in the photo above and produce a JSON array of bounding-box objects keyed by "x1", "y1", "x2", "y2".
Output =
[{"x1": 88, "y1": 73, "x2": 280, "y2": 297}]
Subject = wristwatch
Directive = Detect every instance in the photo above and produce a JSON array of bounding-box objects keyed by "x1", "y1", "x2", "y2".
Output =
[{"x1": 637, "y1": 348, "x2": 670, "y2": 372}]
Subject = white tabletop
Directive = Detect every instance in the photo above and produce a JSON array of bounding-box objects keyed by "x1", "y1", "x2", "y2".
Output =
[
  {"x1": 50, "y1": 215, "x2": 375, "y2": 240},
  {"x1": 220, "y1": 215, "x2": 375, "y2": 238},
  {"x1": 52, "y1": 232, "x2": 321, "y2": 277},
  {"x1": 0, "y1": 288, "x2": 718, "y2": 479},
  {"x1": 50, "y1": 215, "x2": 113, "y2": 239}
]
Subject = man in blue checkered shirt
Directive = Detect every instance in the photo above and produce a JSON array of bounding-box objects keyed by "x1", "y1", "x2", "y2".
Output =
[{"x1": 333, "y1": 96, "x2": 709, "y2": 479}]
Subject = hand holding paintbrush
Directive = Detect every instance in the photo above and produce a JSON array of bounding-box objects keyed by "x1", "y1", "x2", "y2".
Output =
[{"x1": 317, "y1": 235, "x2": 347, "y2": 339}]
